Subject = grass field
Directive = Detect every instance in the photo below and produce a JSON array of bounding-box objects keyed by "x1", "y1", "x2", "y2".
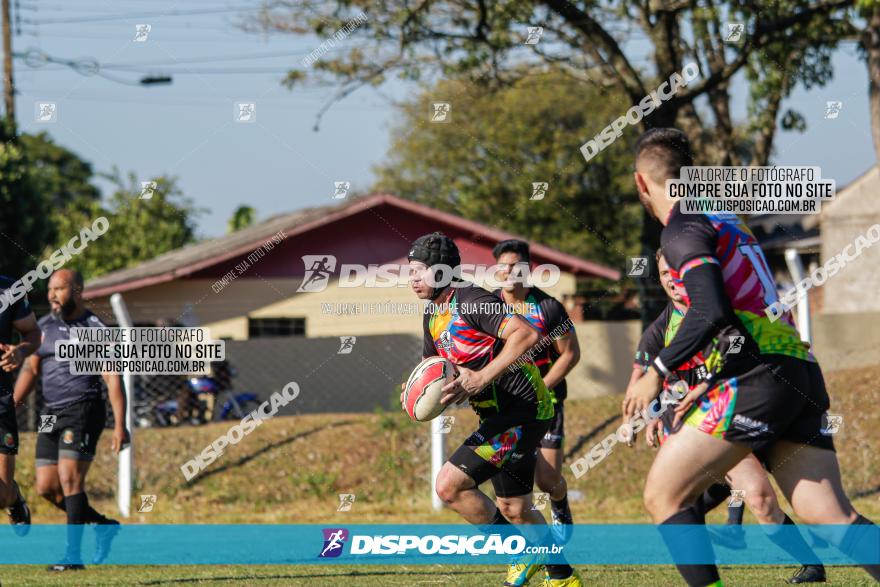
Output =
[
  {"x1": 0, "y1": 564, "x2": 878, "y2": 586},
  {"x1": 5, "y1": 365, "x2": 880, "y2": 585}
]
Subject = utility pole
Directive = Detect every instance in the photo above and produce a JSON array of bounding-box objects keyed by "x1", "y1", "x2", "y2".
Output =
[{"x1": 1, "y1": 0, "x2": 14, "y2": 132}]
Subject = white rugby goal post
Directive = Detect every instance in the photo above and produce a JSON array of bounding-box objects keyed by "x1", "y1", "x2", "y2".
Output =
[
  {"x1": 430, "y1": 416, "x2": 446, "y2": 511},
  {"x1": 110, "y1": 293, "x2": 134, "y2": 518},
  {"x1": 784, "y1": 248, "x2": 813, "y2": 346}
]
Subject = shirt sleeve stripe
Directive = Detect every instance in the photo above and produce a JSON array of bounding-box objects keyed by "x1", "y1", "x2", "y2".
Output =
[{"x1": 679, "y1": 256, "x2": 720, "y2": 278}]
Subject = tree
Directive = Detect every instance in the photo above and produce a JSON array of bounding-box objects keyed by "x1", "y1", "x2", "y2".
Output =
[
  {"x1": 51, "y1": 170, "x2": 203, "y2": 279},
  {"x1": 253, "y1": 0, "x2": 855, "y2": 321},
  {"x1": 227, "y1": 205, "x2": 256, "y2": 233},
  {"x1": 0, "y1": 119, "x2": 51, "y2": 280},
  {"x1": 374, "y1": 72, "x2": 641, "y2": 269},
  {"x1": 857, "y1": 0, "x2": 880, "y2": 162}
]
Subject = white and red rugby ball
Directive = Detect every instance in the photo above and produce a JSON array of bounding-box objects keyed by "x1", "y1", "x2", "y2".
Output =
[{"x1": 402, "y1": 357, "x2": 456, "y2": 422}]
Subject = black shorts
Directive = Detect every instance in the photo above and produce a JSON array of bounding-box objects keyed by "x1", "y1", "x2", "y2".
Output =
[
  {"x1": 681, "y1": 354, "x2": 835, "y2": 454},
  {"x1": 36, "y1": 398, "x2": 106, "y2": 466},
  {"x1": 539, "y1": 401, "x2": 564, "y2": 449},
  {"x1": 448, "y1": 412, "x2": 551, "y2": 498},
  {"x1": 0, "y1": 395, "x2": 18, "y2": 455}
]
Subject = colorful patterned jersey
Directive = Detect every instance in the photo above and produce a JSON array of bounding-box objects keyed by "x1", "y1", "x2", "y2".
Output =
[
  {"x1": 661, "y1": 205, "x2": 811, "y2": 365},
  {"x1": 634, "y1": 302, "x2": 720, "y2": 390},
  {"x1": 422, "y1": 284, "x2": 554, "y2": 420},
  {"x1": 493, "y1": 288, "x2": 574, "y2": 401}
]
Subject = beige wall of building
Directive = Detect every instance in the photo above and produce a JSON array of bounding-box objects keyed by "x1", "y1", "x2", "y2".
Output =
[
  {"x1": 88, "y1": 272, "x2": 578, "y2": 340},
  {"x1": 821, "y1": 167, "x2": 880, "y2": 314}
]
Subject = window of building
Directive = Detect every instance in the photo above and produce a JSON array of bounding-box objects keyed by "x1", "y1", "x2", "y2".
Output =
[{"x1": 248, "y1": 317, "x2": 306, "y2": 338}]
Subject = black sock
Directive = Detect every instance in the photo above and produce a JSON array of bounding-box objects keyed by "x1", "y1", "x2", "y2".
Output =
[
  {"x1": 840, "y1": 514, "x2": 880, "y2": 581},
  {"x1": 551, "y1": 494, "x2": 568, "y2": 507},
  {"x1": 64, "y1": 493, "x2": 88, "y2": 563},
  {"x1": 658, "y1": 506, "x2": 721, "y2": 587},
  {"x1": 85, "y1": 505, "x2": 107, "y2": 524},
  {"x1": 727, "y1": 502, "x2": 744, "y2": 525},
  {"x1": 694, "y1": 484, "x2": 730, "y2": 517},
  {"x1": 764, "y1": 514, "x2": 822, "y2": 566}
]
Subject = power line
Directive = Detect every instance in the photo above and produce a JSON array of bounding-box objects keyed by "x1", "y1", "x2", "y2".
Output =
[{"x1": 21, "y1": 5, "x2": 260, "y2": 25}]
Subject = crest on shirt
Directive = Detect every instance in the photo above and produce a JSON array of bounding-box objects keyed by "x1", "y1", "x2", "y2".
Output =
[{"x1": 437, "y1": 330, "x2": 454, "y2": 352}]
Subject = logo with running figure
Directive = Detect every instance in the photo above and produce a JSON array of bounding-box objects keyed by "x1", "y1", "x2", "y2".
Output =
[
  {"x1": 628, "y1": 257, "x2": 648, "y2": 277},
  {"x1": 319, "y1": 528, "x2": 349, "y2": 558},
  {"x1": 728, "y1": 489, "x2": 745, "y2": 508},
  {"x1": 137, "y1": 494, "x2": 157, "y2": 513},
  {"x1": 134, "y1": 24, "x2": 151, "y2": 42},
  {"x1": 140, "y1": 181, "x2": 157, "y2": 200},
  {"x1": 38, "y1": 415, "x2": 57, "y2": 433},
  {"x1": 235, "y1": 102, "x2": 256, "y2": 123},
  {"x1": 727, "y1": 335, "x2": 745, "y2": 354},
  {"x1": 524, "y1": 26, "x2": 544, "y2": 45},
  {"x1": 824, "y1": 101, "x2": 843, "y2": 120},
  {"x1": 531, "y1": 492, "x2": 550, "y2": 511},
  {"x1": 437, "y1": 416, "x2": 455, "y2": 434},
  {"x1": 725, "y1": 23, "x2": 744, "y2": 42},
  {"x1": 298, "y1": 255, "x2": 338, "y2": 292},
  {"x1": 530, "y1": 182, "x2": 548, "y2": 201},
  {"x1": 337, "y1": 336, "x2": 356, "y2": 355},
  {"x1": 333, "y1": 181, "x2": 351, "y2": 200},
  {"x1": 430, "y1": 102, "x2": 451, "y2": 123},
  {"x1": 820, "y1": 413, "x2": 843, "y2": 436},
  {"x1": 337, "y1": 494, "x2": 356, "y2": 512}
]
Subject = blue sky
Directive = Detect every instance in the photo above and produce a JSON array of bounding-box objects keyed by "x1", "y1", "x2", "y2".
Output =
[{"x1": 13, "y1": 1, "x2": 874, "y2": 237}]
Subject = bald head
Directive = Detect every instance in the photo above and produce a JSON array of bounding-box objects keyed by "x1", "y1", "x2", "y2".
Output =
[
  {"x1": 50, "y1": 269, "x2": 84, "y2": 292},
  {"x1": 48, "y1": 269, "x2": 85, "y2": 318},
  {"x1": 634, "y1": 127, "x2": 693, "y2": 183}
]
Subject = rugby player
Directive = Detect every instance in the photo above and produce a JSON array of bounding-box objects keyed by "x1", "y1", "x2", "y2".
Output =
[
  {"x1": 14, "y1": 269, "x2": 130, "y2": 571},
  {"x1": 491, "y1": 239, "x2": 579, "y2": 541},
  {"x1": 406, "y1": 233, "x2": 582, "y2": 586},
  {"x1": 622, "y1": 128, "x2": 879, "y2": 586},
  {"x1": 0, "y1": 275, "x2": 41, "y2": 534},
  {"x1": 632, "y1": 251, "x2": 826, "y2": 584}
]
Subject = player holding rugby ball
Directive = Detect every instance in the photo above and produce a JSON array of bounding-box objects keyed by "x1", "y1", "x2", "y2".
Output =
[{"x1": 406, "y1": 233, "x2": 582, "y2": 587}]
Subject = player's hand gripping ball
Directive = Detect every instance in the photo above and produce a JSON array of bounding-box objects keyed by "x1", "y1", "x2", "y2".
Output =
[{"x1": 401, "y1": 357, "x2": 457, "y2": 422}]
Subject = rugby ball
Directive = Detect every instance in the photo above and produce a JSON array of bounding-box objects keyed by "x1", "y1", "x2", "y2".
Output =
[{"x1": 402, "y1": 357, "x2": 455, "y2": 422}]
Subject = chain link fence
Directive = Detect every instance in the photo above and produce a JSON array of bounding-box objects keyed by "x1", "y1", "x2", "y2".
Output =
[{"x1": 15, "y1": 326, "x2": 422, "y2": 431}]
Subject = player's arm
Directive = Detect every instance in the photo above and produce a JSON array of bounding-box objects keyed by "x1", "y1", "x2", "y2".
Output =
[
  {"x1": 441, "y1": 299, "x2": 539, "y2": 405},
  {"x1": 622, "y1": 304, "x2": 670, "y2": 421},
  {"x1": 13, "y1": 354, "x2": 41, "y2": 407},
  {"x1": 471, "y1": 313, "x2": 539, "y2": 387},
  {"x1": 0, "y1": 312, "x2": 40, "y2": 372},
  {"x1": 652, "y1": 214, "x2": 732, "y2": 377},
  {"x1": 543, "y1": 330, "x2": 579, "y2": 391},
  {"x1": 102, "y1": 371, "x2": 130, "y2": 453},
  {"x1": 541, "y1": 299, "x2": 579, "y2": 391}
]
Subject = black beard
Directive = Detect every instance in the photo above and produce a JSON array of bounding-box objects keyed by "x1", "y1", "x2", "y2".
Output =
[{"x1": 54, "y1": 298, "x2": 77, "y2": 318}]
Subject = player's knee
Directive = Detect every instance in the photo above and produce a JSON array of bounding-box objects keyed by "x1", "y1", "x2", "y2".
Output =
[
  {"x1": 57, "y1": 471, "x2": 83, "y2": 495},
  {"x1": 35, "y1": 479, "x2": 58, "y2": 499},
  {"x1": 497, "y1": 498, "x2": 527, "y2": 522},
  {"x1": 744, "y1": 490, "x2": 776, "y2": 521},
  {"x1": 434, "y1": 470, "x2": 461, "y2": 504},
  {"x1": 643, "y1": 484, "x2": 684, "y2": 519}
]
